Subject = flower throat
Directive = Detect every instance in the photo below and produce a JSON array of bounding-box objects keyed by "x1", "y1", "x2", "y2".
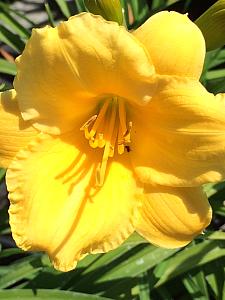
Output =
[{"x1": 80, "y1": 97, "x2": 132, "y2": 187}]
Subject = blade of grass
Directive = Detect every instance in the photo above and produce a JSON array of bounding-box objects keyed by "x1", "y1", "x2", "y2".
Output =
[
  {"x1": 138, "y1": 272, "x2": 151, "y2": 300},
  {"x1": 155, "y1": 240, "x2": 225, "y2": 287},
  {"x1": 208, "y1": 232, "x2": 225, "y2": 240},
  {"x1": 0, "y1": 58, "x2": 16, "y2": 75},
  {"x1": 54, "y1": 0, "x2": 71, "y2": 18},
  {"x1": 0, "y1": 289, "x2": 113, "y2": 300},
  {"x1": 0, "y1": 25, "x2": 25, "y2": 52},
  {"x1": 74, "y1": 0, "x2": 86, "y2": 12},
  {"x1": 0, "y1": 255, "x2": 45, "y2": 288},
  {"x1": 44, "y1": 1, "x2": 56, "y2": 27},
  {"x1": 128, "y1": 0, "x2": 150, "y2": 28},
  {"x1": 151, "y1": 0, "x2": 165, "y2": 10},
  {"x1": 0, "y1": 8, "x2": 30, "y2": 39},
  {"x1": 120, "y1": 0, "x2": 129, "y2": 27},
  {"x1": 0, "y1": 168, "x2": 5, "y2": 180},
  {"x1": 0, "y1": 2, "x2": 35, "y2": 27},
  {"x1": 206, "y1": 69, "x2": 225, "y2": 80},
  {"x1": 183, "y1": 271, "x2": 209, "y2": 300},
  {"x1": 100, "y1": 246, "x2": 178, "y2": 298},
  {"x1": 97, "y1": 246, "x2": 177, "y2": 283},
  {"x1": 206, "y1": 264, "x2": 225, "y2": 299}
]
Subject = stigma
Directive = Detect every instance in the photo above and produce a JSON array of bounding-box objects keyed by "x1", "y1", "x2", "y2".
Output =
[{"x1": 80, "y1": 97, "x2": 132, "y2": 187}]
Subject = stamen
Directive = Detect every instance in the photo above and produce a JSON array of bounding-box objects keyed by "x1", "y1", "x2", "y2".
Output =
[
  {"x1": 117, "y1": 125, "x2": 125, "y2": 155},
  {"x1": 109, "y1": 121, "x2": 119, "y2": 157},
  {"x1": 81, "y1": 96, "x2": 132, "y2": 186},
  {"x1": 80, "y1": 115, "x2": 97, "y2": 139},
  {"x1": 89, "y1": 99, "x2": 110, "y2": 137},
  {"x1": 124, "y1": 121, "x2": 132, "y2": 143},
  {"x1": 118, "y1": 99, "x2": 127, "y2": 135},
  {"x1": 97, "y1": 133, "x2": 105, "y2": 148},
  {"x1": 96, "y1": 100, "x2": 117, "y2": 186},
  {"x1": 89, "y1": 138, "x2": 98, "y2": 148},
  {"x1": 96, "y1": 117, "x2": 106, "y2": 148}
]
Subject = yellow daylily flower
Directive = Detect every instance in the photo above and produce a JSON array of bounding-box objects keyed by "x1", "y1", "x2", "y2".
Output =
[{"x1": 1, "y1": 11, "x2": 225, "y2": 272}]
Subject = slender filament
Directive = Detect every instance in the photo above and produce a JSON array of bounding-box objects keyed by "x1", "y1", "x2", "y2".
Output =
[{"x1": 80, "y1": 97, "x2": 132, "y2": 186}]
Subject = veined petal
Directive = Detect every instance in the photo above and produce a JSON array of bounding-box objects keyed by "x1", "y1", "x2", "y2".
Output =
[
  {"x1": 131, "y1": 78, "x2": 225, "y2": 186},
  {"x1": 0, "y1": 89, "x2": 37, "y2": 168},
  {"x1": 15, "y1": 13, "x2": 155, "y2": 135},
  {"x1": 6, "y1": 132, "x2": 139, "y2": 272},
  {"x1": 135, "y1": 186, "x2": 211, "y2": 248},
  {"x1": 134, "y1": 11, "x2": 205, "y2": 79}
]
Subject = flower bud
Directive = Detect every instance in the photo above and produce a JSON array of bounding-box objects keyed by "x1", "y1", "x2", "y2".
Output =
[
  {"x1": 84, "y1": 0, "x2": 123, "y2": 25},
  {"x1": 195, "y1": 0, "x2": 225, "y2": 51}
]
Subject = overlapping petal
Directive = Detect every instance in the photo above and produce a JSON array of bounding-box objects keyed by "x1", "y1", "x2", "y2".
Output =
[
  {"x1": 0, "y1": 89, "x2": 37, "y2": 168},
  {"x1": 6, "y1": 131, "x2": 139, "y2": 271},
  {"x1": 131, "y1": 78, "x2": 225, "y2": 186},
  {"x1": 134, "y1": 11, "x2": 205, "y2": 79},
  {"x1": 135, "y1": 185, "x2": 211, "y2": 248},
  {"x1": 14, "y1": 13, "x2": 155, "y2": 135},
  {"x1": 2, "y1": 9, "x2": 223, "y2": 272}
]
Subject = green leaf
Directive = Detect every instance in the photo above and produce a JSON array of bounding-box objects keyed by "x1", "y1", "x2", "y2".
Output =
[
  {"x1": 44, "y1": 2, "x2": 56, "y2": 27},
  {"x1": 120, "y1": 0, "x2": 129, "y2": 27},
  {"x1": 208, "y1": 231, "x2": 225, "y2": 240},
  {"x1": 0, "y1": 168, "x2": 5, "y2": 180},
  {"x1": 203, "y1": 181, "x2": 225, "y2": 197},
  {"x1": 67, "y1": 241, "x2": 140, "y2": 290},
  {"x1": 138, "y1": 272, "x2": 150, "y2": 300},
  {"x1": 183, "y1": 271, "x2": 209, "y2": 300},
  {"x1": 100, "y1": 246, "x2": 178, "y2": 298},
  {"x1": 0, "y1": 25, "x2": 25, "y2": 52},
  {"x1": 98, "y1": 246, "x2": 177, "y2": 283},
  {"x1": 0, "y1": 2, "x2": 35, "y2": 26},
  {"x1": 0, "y1": 289, "x2": 112, "y2": 300},
  {"x1": 206, "y1": 262, "x2": 225, "y2": 299},
  {"x1": 74, "y1": 0, "x2": 86, "y2": 12},
  {"x1": 207, "y1": 49, "x2": 225, "y2": 69},
  {"x1": 0, "y1": 82, "x2": 12, "y2": 91},
  {"x1": 128, "y1": 0, "x2": 150, "y2": 28},
  {"x1": 195, "y1": 0, "x2": 225, "y2": 51},
  {"x1": 206, "y1": 69, "x2": 225, "y2": 80},
  {"x1": 0, "y1": 255, "x2": 45, "y2": 288},
  {"x1": 0, "y1": 58, "x2": 16, "y2": 75},
  {"x1": 54, "y1": 0, "x2": 71, "y2": 18},
  {"x1": 151, "y1": 0, "x2": 165, "y2": 10},
  {"x1": 206, "y1": 77, "x2": 225, "y2": 94},
  {"x1": 155, "y1": 240, "x2": 225, "y2": 287},
  {"x1": 0, "y1": 7, "x2": 30, "y2": 39},
  {"x1": 0, "y1": 248, "x2": 24, "y2": 258}
]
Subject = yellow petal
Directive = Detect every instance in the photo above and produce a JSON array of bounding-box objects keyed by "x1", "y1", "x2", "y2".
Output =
[
  {"x1": 6, "y1": 131, "x2": 138, "y2": 272},
  {"x1": 134, "y1": 11, "x2": 205, "y2": 79},
  {"x1": 131, "y1": 78, "x2": 225, "y2": 186},
  {"x1": 215, "y1": 92, "x2": 225, "y2": 105},
  {"x1": 0, "y1": 89, "x2": 37, "y2": 168},
  {"x1": 135, "y1": 186, "x2": 211, "y2": 248},
  {"x1": 15, "y1": 13, "x2": 155, "y2": 135}
]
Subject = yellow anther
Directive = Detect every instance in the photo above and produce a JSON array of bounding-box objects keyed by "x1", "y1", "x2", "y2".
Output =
[
  {"x1": 81, "y1": 96, "x2": 132, "y2": 186},
  {"x1": 89, "y1": 99, "x2": 110, "y2": 137},
  {"x1": 89, "y1": 138, "x2": 98, "y2": 148},
  {"x1": 118, "y1": 99, "x2": 127, "y2": 135},
  {"x1": 118, "y1": 144, "x2": 124, "y2": 155},
  {"x1": 80, "y1": 115, "x2": 97, "y2": 131},
  {"x1": 80, "y1": 115, "x2": 97, "y2": 139},
  {"x1": 124, "y1": 121, "x2": 132, "y2": 143},
  {"x1": 98, "y1": 133, "x2": 105, "y2": 148}
]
